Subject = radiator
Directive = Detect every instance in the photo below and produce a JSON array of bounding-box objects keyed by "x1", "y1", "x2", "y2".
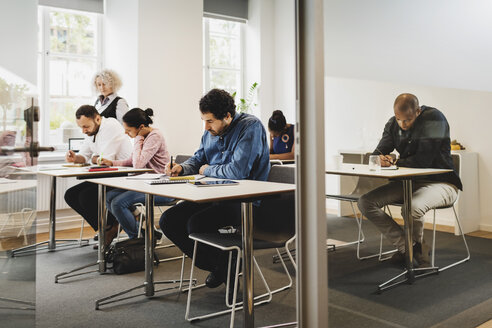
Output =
[{"x1": 36, "y1": 175, "x2": 80, "y2": 211}]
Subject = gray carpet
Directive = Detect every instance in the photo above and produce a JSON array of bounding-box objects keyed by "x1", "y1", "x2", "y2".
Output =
[
  {"x1": 2, "y1": 215, "x2": 492, "y2": 327},
  {"x1": 326, "y1": 216, "x2": 492, "y2": 328}
]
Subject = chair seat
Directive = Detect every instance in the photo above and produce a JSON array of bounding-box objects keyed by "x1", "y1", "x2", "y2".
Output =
[
  {"x1": 390, "y1": 203, "x2": 454, "y2": 210},
  {"x1": 325, "y1": 194, "x2": 362, "y2": 202},
  {"x1": 189, "y1": 233, "x2": 285, "y2": 251}
]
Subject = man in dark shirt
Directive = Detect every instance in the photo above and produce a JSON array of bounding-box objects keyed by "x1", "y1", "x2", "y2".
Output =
[{"x1": 358, "y1": 93, "x2": 462, "y2": 267}]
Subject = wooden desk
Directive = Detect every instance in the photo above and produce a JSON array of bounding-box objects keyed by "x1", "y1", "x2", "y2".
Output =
[
  {"x1": 87, "y1": 176, "x2": 295, "y2": 327},
  {"x1": 326, "y1": 164, "x2": 452, "y2": 292},
  {"x1": 11, "y1": 165, "x2": 151, "y2": 256}
]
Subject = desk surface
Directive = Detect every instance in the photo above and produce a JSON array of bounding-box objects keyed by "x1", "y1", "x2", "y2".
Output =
[
  {"x1": 85, "y1": 177, "x2": 295, "y2": 203},
  {"x1": 17, "y1": 164, "x2": 152, "y2": 178},
  {"x1": 326, "y1": 164, "x2": 452, "y2": 179}
]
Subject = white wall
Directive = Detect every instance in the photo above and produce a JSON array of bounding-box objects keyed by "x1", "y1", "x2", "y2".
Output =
[
  {"x1": 104, "y1": 0, "x2": 139, "y2": 108},
  {"x1": 246, "y1": 0, "x2": 296, "y2": 127},
  {"x1": 105, "y1": 0, "x2": 203, "y2": 156},
  {"x1": 0, "y1": 0, "x2": 38, "y2": 86},
  {"x1": 138, "y1": 0, "x2": 203, "y2": 156},
  {"x1": 324, "y1": 0, "x2": 492, "y2": 92},
  {"x1": 273, "y1": 0, "x2": 296, "y2": 125}
]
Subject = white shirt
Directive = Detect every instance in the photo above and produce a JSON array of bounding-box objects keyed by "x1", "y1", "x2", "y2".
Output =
[
  {"x1": 78, "y1": 117, "x2": 133, "y2": 163},
  {"x1": 94, "y1": 93, "x2": 129, "y2": 123}
]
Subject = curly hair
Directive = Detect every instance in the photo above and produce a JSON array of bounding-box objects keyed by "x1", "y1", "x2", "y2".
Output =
[
  {"x1": 199, "y1": 89, "x2": 236, "y2": 120},
  {"x1": 93, "y1": 69, "x2": 123, "y2": 93}
]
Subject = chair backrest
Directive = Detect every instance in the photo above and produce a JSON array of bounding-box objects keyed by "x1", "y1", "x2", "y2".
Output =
[
  {"x1": 175, "y1": 155, "x2": 192, "y2": 164},
  {"x1": 270, "y1": 159, "x2": 283, "y2": 166},
  {"x1": 267, "y1": 165, "x2": 295, "y2": 184},
  {"x1": 254, "y1": 165, "x2": 296, "y2": 243}
]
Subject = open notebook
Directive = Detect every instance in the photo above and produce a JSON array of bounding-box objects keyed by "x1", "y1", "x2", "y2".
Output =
[{"x1": 143, "y1": 174, "x2": 205, "y2": 185}]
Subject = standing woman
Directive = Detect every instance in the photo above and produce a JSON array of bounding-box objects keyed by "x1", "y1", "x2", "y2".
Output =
[
  {"x1": 268, "y1": 110, "x2": 295, "y2": 160},
  {"x1": 93, "y1": 69, "x2": 129, "y2": 123},
  {"x1": 100, "y1": 108, "x2": 174, "y2": 240}
]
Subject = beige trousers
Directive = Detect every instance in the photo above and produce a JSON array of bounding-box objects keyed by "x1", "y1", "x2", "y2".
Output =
[{"x1": 358, "y1": 180, "x2": 458, "y2": 252}]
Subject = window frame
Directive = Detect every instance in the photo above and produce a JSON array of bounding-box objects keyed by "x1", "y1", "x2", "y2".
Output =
[{"x1": 38, "y1": 6, "x2": 103, "y2": 147}]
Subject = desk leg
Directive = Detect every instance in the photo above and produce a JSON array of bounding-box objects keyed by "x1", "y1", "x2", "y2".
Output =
[
  {"x1": 54, "y1": 183, "x2": 104, "y2": 282},
  {"x1": 378, "y1": 178, "x2": 438, "y2": 292},
  {"x1": 48, "y1": 176, "x2": 57, "y2": 250},
  {"x1": 94, "y1": 193, "x2": 195, "y2": 310},
  {"x1": 145, "y1": 193, "x2": 155, "y2": 296},
  {"x1": 97, "y1": 184, "x2": 107, "y2": 273},
  {"x1": 11, "y1": 176, "x2": 88, "y2": 257},
  {"x1": 402, "y1": 179, "x2": 415, "y2": 283},
  {"x1": 241, "y1": 201, "x2": 254, "y2": 328}
]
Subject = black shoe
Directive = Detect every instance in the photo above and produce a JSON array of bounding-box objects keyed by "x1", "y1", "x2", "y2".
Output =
[
  {"x1": 205, "y1": 271, "x2": 223, "y2": 288},
  {"x1": 94, "y1": 233, "x2": 98, "y2": 241}
]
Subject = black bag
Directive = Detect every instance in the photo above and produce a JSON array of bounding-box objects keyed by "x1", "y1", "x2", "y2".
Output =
[{"x1": 105, "y1": 238, "x2": 159, "y2": 275}]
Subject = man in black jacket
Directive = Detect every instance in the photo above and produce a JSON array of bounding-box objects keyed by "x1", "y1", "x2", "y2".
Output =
[{"x1": 358, "y1": 93, "x2": 462, "y2": 267}]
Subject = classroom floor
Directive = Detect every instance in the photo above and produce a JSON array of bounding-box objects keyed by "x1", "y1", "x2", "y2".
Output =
[{"x1": 2, "y1": 218, "x2": 492, "y2": 328}]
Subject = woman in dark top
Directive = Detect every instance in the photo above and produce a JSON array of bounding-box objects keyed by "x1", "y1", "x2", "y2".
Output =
[
  {"x1": 268, "y1": 110, "x2": 295, "y2": 160},
  {"x1": 93, "y1": 69, "x2": 129, "y2": 123}
]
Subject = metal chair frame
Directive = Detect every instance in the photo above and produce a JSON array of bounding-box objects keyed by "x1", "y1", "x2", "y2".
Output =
[{"x1": 185, "y1": 234, "x2": 294, "y2": 328}]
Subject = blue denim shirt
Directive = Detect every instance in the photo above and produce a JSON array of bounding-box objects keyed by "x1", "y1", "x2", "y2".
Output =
[{"x1": 181, "y1": 113, "x2": 270, "y2": 182}]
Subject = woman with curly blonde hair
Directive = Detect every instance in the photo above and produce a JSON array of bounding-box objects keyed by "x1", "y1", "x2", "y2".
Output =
[{"x1": 93, "y1": 69, "x2": 129, "y2": 123}]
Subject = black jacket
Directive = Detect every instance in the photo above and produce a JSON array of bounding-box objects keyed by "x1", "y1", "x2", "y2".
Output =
[{"x1": 373, "y1": 105, "x2": 462, "y2": 190}]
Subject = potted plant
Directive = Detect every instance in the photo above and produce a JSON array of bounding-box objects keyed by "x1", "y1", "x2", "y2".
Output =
[{"x1": 232, "y1": 82, "x2": 258, "y2": 114}]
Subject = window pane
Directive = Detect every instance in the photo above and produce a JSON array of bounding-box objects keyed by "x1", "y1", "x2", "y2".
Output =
[
  {"x1": 49, "y1": 57, "x2": 96, "y2": 98},
  {"x1": 209, "y1": 69, "x2": 240, "y2": 95},
  {"x1": 209, "y1": 19, "x2": 240, "y2": 35},
  {"x1": 49, "y1": 11, "x2": 97, "y2": 56},
  {"x1": 48, "y1": 98, "x2": 88, "y2": 142},
  {"x1": 209, "y1": 35, "x2": 240, "y2": 68}
]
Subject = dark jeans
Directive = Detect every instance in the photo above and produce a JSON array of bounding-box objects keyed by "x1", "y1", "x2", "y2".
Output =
[
  {"x1": 64, "y1": 181, "x2": 116, "y2": 231},
  {"x1": 160, "y1": 201, "x2": 255, "y2": 273}
]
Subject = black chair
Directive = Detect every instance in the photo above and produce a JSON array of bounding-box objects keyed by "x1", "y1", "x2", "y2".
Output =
[{"x1": 184, "y1": 165, "x2": 296, "y2": 327}]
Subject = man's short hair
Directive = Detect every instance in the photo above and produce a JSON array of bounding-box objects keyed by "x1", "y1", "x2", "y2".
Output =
[
  {"x1": 394, "y1": 93, "x2": 419, "y2": 112},
  {"x1": 76, "y1": 105, "x2": 99, "y2": 119},
  {"x1": 199, "y1": 89, "x2": 236, "y2": 120}
]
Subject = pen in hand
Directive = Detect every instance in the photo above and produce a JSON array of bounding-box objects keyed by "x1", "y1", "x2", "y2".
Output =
[{"x1": 375, "y1": 148, "x2": 395, "y2": 165}]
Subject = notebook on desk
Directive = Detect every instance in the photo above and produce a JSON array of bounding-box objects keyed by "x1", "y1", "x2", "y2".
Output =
[{"x1": 144, "y1": 174, "x2": 205, "y2": 185}]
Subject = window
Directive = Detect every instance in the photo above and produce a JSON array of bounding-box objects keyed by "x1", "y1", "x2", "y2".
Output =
[
  {"x1": 203, "y1": 17, "x2": 244, "y2": 100},
  {"x1": 38, "y1": 6, "x2": 102, "y2": 148}
]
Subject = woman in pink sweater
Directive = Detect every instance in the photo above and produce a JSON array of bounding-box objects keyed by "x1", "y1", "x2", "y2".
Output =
[{"x1": 101, "y1": 108, "x2": 173, "y2": 242}]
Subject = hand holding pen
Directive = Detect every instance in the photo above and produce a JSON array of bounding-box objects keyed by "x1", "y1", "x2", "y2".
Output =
[
  {"x1": 166, "y1": 155, "x2": 183, "y2": 177},
  {"x1": 375, "y1": 149, "x2": 397, "y2": 167}
]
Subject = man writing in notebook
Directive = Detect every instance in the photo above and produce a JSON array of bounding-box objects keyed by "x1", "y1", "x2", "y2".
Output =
[
  {"x1": 160, "y1": 88, "x2": 270, "y2": 288},
  {"x1": 64, "y1": 105, "x2": 132, "y2": 248},
  {"x1": 358, "y1": 93, "x2": 462, "y2": 267}
]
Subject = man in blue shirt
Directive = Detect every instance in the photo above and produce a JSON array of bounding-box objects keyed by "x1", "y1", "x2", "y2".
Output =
[{"x1": 160, "y1": 88, "x2": 270, "y2": 288}]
